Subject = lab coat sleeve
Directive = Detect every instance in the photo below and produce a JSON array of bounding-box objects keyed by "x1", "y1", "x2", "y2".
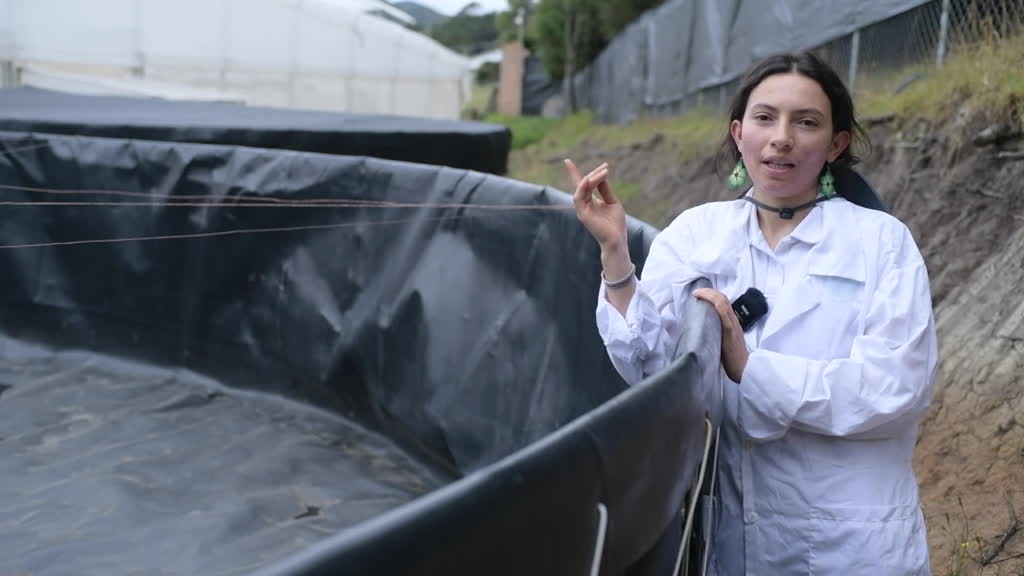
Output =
[
  {"x1": 738, "y1": 227, "x2": 938, "y2": 441},
  {"x1": 595, "y1": 213, "x2": 703, "y2": 386}
]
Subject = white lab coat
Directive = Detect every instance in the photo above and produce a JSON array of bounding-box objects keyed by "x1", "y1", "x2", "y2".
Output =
[{"x1": 596, "y1": 196, "x2": 937, "y2": 575}]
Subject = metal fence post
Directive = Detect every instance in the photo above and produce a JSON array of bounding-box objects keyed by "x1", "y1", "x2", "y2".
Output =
[
  {"x1": 848, "y1": 30, "x2": 861, "y2": 91},
  {"x1": 0, "y1": 63, "x2": 13, "y2": 89},
  {"x1": 937, "y1": 0, "x2": 952, "y2": 67},
  {"x1": 2, "y1": 0, "x2": 18, "y2": 89}
]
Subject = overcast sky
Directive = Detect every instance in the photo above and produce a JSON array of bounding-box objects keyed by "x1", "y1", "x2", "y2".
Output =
[{"x1": 415, "y1": 0, "x2": 509, "y2": 16}]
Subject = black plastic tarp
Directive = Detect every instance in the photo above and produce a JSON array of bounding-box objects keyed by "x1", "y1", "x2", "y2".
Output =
[
  {"x1": 574, "y1": 0, "x2": 933, "y2": 123},
  {"x1": 0, "y1": 87, "x2": 511, "y2": 175},
  {"x1": 0, "y1": 129, "x2": 721, "y2": 575},
  {"x1": 521, "y1": 55, "x2": 560, "y2": 116}
]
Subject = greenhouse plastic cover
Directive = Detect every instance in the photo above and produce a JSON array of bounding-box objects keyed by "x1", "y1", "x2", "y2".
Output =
[
  {"x1": 0, "y1": 0, "x2": 472, "y2": 119},
  {"x1": 0, "y1": 87, "x2": 512, "y2": 174},
  {"x1": 0, "y1": 129, "x2": 723, "y2": 575}
]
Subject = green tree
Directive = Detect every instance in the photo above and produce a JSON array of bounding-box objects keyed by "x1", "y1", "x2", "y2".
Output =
[
  {"x1": 528, "y1": 0, "x2": 667, "y2": 110},
  {"x1": 496, "y1": 0, "x2": 534, "y2": 44},
  {"x1": 595, "y1": 0, "x2": 665, "y2": 39},
  {"x1": 430, "y1": 3, "x2": 501, "y2": 55},
  {"x1": 529, "y1": 0, "x2": 604, "y2": 111}
]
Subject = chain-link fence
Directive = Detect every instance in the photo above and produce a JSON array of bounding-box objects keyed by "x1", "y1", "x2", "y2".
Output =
[
  {"x1": 812, "y1": 0, "x2": 1024, "y2": 97},
  {"x1": 573, "y1": 0, "x2": 1024, "y2": 124}
]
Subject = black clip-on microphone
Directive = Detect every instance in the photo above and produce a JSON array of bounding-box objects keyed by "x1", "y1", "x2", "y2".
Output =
[{"x1": 732, "y1": 287, "x2": 768, "y2": 332}]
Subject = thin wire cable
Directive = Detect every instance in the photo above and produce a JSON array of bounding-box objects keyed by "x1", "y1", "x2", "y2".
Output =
[
  {"x1": 0, "y1": 212, "x2": 516, "y2": 250},
  {"x1": 0, "y1": 199, "x2": 573, "y2": 210},
  {"x1": 0, "y1": 153, "x2": 579, "y2": 249},
  {"x1": 0, "y1": 182, "x2": 381, "y2": 204},
  {"x1": 0, "y1": 183, "x2": 575, "y2": 211}
]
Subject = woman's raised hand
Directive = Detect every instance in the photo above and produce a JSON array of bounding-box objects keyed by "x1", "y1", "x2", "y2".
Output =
[{"x1": 564, "y1": 159, "x2": 627, "y2": 252}]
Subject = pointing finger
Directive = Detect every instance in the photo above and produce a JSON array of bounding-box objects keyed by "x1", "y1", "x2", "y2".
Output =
[{"x1": 564, "y1": 159, "x2": 582, "y2": 187}]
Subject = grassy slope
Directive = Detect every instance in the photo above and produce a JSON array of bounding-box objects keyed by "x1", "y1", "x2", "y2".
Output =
[{"x1": 499, "y1": 111, "x2": 722, "y2": 203}]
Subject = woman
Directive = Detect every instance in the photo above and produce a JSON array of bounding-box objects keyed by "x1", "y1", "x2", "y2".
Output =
[{"x1": 565, "y1": 52, "x2": 937, "y2": 575}]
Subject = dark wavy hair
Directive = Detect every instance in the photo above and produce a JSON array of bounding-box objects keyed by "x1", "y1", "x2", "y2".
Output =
[{"x1": 715, "y1": 51, "x2": 870, "y2": 175}]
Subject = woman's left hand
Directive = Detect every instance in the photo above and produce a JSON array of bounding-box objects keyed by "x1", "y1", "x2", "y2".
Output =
[{"x1": 693, "y1": 288, "x2": 749, "y2": 383}]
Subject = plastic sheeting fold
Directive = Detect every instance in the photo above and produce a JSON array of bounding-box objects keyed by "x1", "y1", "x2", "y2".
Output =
[
  {"x1": 0, "y1": 129, "x2": 722, "y2": 575},
  {"x1": 0, "y1": 87, "x2": 511, "y2": 174}
]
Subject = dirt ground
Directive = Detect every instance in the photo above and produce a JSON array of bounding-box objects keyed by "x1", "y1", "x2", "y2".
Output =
[{"x1": 529, "y1": 106, "x2": 1024, "y2": 574}]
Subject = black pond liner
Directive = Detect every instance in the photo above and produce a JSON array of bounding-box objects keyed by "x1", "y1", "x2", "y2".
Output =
[
  {"x1": 0, "y1": 86, "x2": 512, "y2": 175},
  {"x1": 0, "y1": 130, "x2": 724, "y2": 576}
]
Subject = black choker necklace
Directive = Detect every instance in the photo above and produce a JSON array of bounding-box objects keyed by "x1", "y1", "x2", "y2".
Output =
[{"x1": 743, "y1": 195, "x2": 832, "y2": 219}]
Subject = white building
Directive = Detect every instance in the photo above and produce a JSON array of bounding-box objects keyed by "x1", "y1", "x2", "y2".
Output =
[{"x1": 0, "y1": 0, "x2": 472, "y2": 119}]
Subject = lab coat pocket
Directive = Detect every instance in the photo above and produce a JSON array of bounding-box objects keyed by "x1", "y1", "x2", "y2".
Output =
[
  {"x1": 815, "y1": 274, "x2": 864, "y2": 303},
  {"x1": 808, "y1": 504, "x2": 930, "y2": 575},
  {"x1": 806, "y1": 275, "x2": 865, "y2": 358}
]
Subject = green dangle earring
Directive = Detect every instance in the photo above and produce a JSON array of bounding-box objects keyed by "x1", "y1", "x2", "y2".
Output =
[
  {"x1": 819, "y1": 163, "x2": 836, "y2": 198},
  {"x1": 729, "y1": 159, "x2": 749, "y2": 190}
]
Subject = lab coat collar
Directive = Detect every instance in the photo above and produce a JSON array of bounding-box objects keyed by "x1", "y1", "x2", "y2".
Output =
[
  {"x1": 806, "y1": 198, "x2": 866, "y2": 283},
  {"x1": 688, "y1": 197, "x2": 863, "y2": 277},
  {"x1": 785, "y1": 202, "x2": 824, "y2": 246},
  {"x1": 686, "y1": 200, "x2": 749, "y2": 281}
]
